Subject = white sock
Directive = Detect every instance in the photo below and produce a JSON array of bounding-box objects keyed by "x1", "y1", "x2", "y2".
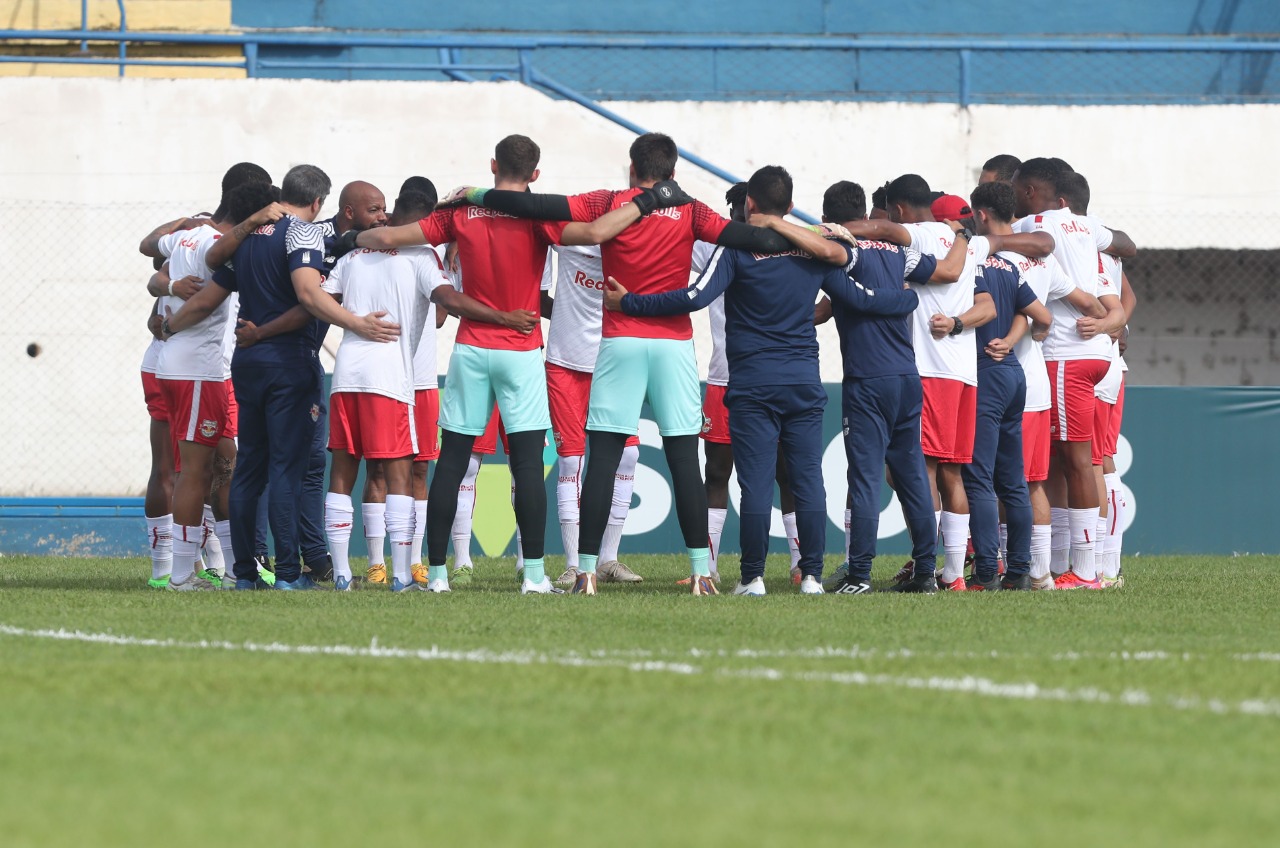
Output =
[
  {"x1": 146, "y1": 514, "x2": 173, "y2": 580},
  {"x1": 1050, "y1": 507, "x2": 1070, "y2": 575},
  {"x1": 200, "y1": 505, "x2": 223, "y2": 576},
  {"x1": 934, "y1": 509, "x2": 942, "y2": 534},
  {"x1": 386, "y1": 494, "x2": 415, "y2": 585},
  {"x1": 843, "y1": 507, "x2": 851, "y2": 560},
  {"x1": 998, "y1": 523, "x2": 1009, "y2": 565},
  {"x1": 451, "y1": 453, "x2": 481, "y2": 568},
  {"x1": 939, "y1": 511, "x2": 970, "y2": 583},
  {"x1": 412, "y1": 499, "x2": 427, "y2": 566},
  {"x1": 599, "y1": 445, "x2": 638, "y2": 563},
  {"x1": 362, "y1": 502, "x2": 386, "y2": 567},
  {"x1": 172, "y1": 523, "x2": 203, "y2": 583},
  {"x1": 1030, "y1": 524, "x2": 1052, "y2": 579},
  {"x1": 782, "y1": 511, "x2": 800, "y2": 569},
  {"x1": 560, "y1": 521, "x2": 580, "y2": 571},
  {"x1": 708, "y1": 507, "x2": 728, "y2": 579},
  {"x1": 1104, "y1": 472, "x2": 1125, "y2": 576},
  {"x1": 214, "y1": 520, "x2": 233, "y2": 577},
  {"x1": 325, "y1": 493, "x2": 354, "y2": 581},
  {"x1": 1068, "y1": 506, "x2": 1099, "y2": 580},
  {"x1": 1095, "y1": 513, "x2": 1110, "y2": 576}
]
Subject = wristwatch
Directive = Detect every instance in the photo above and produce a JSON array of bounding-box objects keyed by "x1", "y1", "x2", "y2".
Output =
[
  {"x1": 161, "y1": 318, "x2": 173, "y2": 337},
  {"x1": 948, "y1": 316, "x2": 965, "y2": 336}
]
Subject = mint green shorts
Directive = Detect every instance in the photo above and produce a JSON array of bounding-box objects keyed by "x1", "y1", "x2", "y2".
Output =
[
  {"x1": 440, "y1": 344, "x2": 550, "y2": 436},
  {"x1": 587, "y1": 337, "x2": 701, "y2": 437}
]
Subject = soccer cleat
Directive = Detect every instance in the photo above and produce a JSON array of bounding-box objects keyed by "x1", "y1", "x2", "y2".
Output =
[
  {"x1": 411, "y1": 564, "x2": 429, "y2": 586},
  {"x1": 274, "y1": 574, "x2": 319, "y2": 591},
  {"x1": 197, "y1": 567, "x2": 222, "y2": 585},
  {"x1": 426, "y1": 578, "x2": 451, "y2": 593},
  {"x1": 598, "y1": 560, "x2": 643, "y2": 583},
  {"x1": 166, "y1": 573, "x2": 218, "y2": 592},
  {"x1": 823, "y1": 562, "x2": 850, "y2": 590},
  {"x1": 334, "y1": 575, "x2": 353, "y2": 592},
  {"x1": 967, "y1": 572, "x2": 1002, "y2": 592},
  {"x1": 1100, "y1": 569, "x2": 1125, "y2": 589},
  {"x1": 1031, "y1": 574, "x2": 1057, "y2": 591},
  {"x1": 147, "y1": 576, "x2": 170, "y2": 590},
  {"x1": 555, "y1": 567, "x2": 580, "y2": 588},
  {"x1": 831, "y1": 576, "x2": 874, "y2": 595},
  {"x1": 1001, "y1": 573, "x2": 1032, "y2": 591},
  {"x1": 799, "y1": 575, "x2": 825, "y2": 595},
  {"x1": 391, "y1": 577, "x2": 425, "y2": 593},
  {"x1": 892, "y1": 559, "x2": 916, "y2": 584},
  {"x1": 675, "y1": 576, "x2": 692, "y2": 586},
  {"x1": 521, "y1": 576, "x2": 565, "y2": 595},
  {"x1": 452, "y1": 564, "x2": 474, "y2": 586},
  {"x1": 732, "y1": 576, "x2": 767, "y2": 596},
  {"x1": 366, "y1": 564, "x2": 388, "y2": 586},
  {"x1": 1054, "y1": 570, "x2": 1102, "y2": 590},
  {"x1": 255, "y1": 554, "x2": 276, "y2": 587},
  {"x1": 938, "y1": 576, "x2": 968, "y2": 592},
  {"x1": 888, "y1": 572, "x2": 938, "y2": 594},
  {"x1": 571, "y1": 571, "x2": 597, "y2": 596},
  {"x1": 691, "y1": 575, "x2": 719, "y2": 596},
  {"x1": 789, "y1": 565, "x2": 802, "y2": 586}
]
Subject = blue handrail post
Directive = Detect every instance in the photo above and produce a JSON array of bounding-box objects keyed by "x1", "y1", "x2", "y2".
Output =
[
  {"x1": 79, "y1": 0, "x2": 88, "y2": 52},
  {"x1": 244, "y1": 41, "x2": 258, "y2": 77},
  {"x1": 518, "y1": 48, "x2": 532, "y2": 84},
  {"x1": 115, "y1": 0, "x2": 127, "y2": 77},
  {"x1": 958, "y1": 48, "x2": 971, "y2": 108}
]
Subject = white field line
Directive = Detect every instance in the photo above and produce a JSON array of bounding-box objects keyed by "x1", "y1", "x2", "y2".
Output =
[{"x1": 2, "y1": 623, "x2": 1278, "y2": 719}]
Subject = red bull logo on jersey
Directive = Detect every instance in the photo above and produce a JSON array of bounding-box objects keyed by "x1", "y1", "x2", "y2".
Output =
[
  {"x1": 199, "y1": 419, "x2": 218, "y2": 439},
  {"x1": 1060, "y1": 219, "x2": 1091, "y2": 236},
  {"x1": 572, "y1": 270, "x2": 607, "y2": 291}
]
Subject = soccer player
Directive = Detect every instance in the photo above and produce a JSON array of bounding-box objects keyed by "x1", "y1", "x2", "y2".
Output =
[
  {"x1": 139, "y1": 289, "x2": 176, "y2": 587},
  {"x1": 167, "y1": 165, "x2": 400, "y2": 590},
  {"x1": 608, "y1": 165, "x2": 919, "y2": 595},
  {"x1": 347, "y1": 135, "x2": 653, "y2": 595},
  {"x1": 979, "y1": 154, "x2": 1022, "y2": 185},
  {"x1": 955, "y1": 181, "x2": 1054, "y2": 591},
  {"x1": 1011, "y1": 158, "x2": 1134, "y2": 589},
  {"x1": 458, "y1": 132, "x2": 830, "y2": 594}
]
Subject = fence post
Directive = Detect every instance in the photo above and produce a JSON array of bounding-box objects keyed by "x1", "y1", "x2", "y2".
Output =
[
  {"x1": 958, "y1": 48, "x2": 971, "y2": 108},
  {"x1": 518, "y1": 48, "x2": 532, "y2": 84},
  {"x1": 244, "y1": 42, "x2": 258, "y2": 78}
]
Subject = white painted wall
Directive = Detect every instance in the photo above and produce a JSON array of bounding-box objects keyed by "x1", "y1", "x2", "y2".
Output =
[{"x1": 0, "y1": 78, "x2": 1271, "y2": 494}]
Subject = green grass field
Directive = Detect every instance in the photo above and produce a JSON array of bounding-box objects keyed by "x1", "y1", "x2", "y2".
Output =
[{"x1": 2, "y1": 553, "x2": 1277, "y2": 847}]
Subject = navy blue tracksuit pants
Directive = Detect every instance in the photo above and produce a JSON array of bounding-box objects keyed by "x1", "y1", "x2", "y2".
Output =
[
  {"x1": 843, "y1": 375, "x2": 937, "y2": 582},
  {"x1": 725, "y1": 383, "x2": 827, "y2": 582},
  {"x1": 963, "y1": 365, "x2": 1032, "y2": 580},
  {"x1": 229, "y1": 361, "x2": 321, "y2": 583}
]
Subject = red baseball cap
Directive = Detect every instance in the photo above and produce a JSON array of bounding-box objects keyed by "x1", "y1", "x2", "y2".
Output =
[{"x1": 931, "y1": 194, "x2": 973, "y2": 222}]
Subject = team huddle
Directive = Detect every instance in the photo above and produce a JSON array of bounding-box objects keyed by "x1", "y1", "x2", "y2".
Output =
[{"x1": 138, "y1": 134, "x2": 1135, "y2": 595}]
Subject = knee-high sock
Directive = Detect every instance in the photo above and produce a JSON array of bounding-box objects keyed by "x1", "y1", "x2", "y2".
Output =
[
  {"x1": 1030, "y1": 523, "x2": 1052, "y2": 580},
  {"x1": 843, "y1": 507, "x2": 852, "y2": 562},
  {"x1": 427, "y1": 432, "x2": 478, "y2": 567},
  {"x1": 599, "y1": 444, "x2": 638, "y2": 563},
  {"x1": 214, "y1": 520, "x2": 234, "y2": 578},
  {"x1": 411, "y1": 499, "x2": 427, "y2": 566},
  {"x1": 450, "y1": 453, "x2": 481, "y2": 568},
  {"x1": 557, "y1": 454, "x2": 583, "y2": 570},
  {"x1": 506, "y1": 430, "x2": 548, "y2": 561},
  {"x1": 1068, "y1": 506, "x2": 1099, "y2": 580},
  {"x1": 577, "y1": 430, "x2": 628, "y2": 573},
  {"x1": 782, "y1": 511, "x2": 801, "y2": 570},
  {"x1": 325, "y1": 493, "x2": 354, "y2": 581},
  {"x1": 146, "y1": 514, "x2": 173, "y2": 580},
  {"x1": 201, "y1": 504, "x2": 223, "y2": 575},
  {"x1": 1050, "y1": 507, "x2": 1070, "y2": 575},
  {"x1": 707, "y1": 507, "x2": 727, "y2": 578},
  {"x1": 386, "y1": 494, "x2": 415, "y2": 585},
  {"x1": 362, "y1": 502, "x2": 386, "y2": 567},
  {"x1": 1103, "y1": 472, "x2": 1125, "y2": 576},
  {"x1": 172, "y1": 523, "x2": 203, "y2": 584},
  {"x1": 939, "y1": 511, "x2": 970, "y2": 583}
]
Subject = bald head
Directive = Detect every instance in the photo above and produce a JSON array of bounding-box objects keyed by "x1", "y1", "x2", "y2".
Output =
[{"x1": 336, "y1": 181, "x2": 387, "y2": 233}]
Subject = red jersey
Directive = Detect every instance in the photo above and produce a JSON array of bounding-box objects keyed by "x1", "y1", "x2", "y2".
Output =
[
  {"x1": 418, "y1": 206, "x2": 567, "y2": 351},
  {"x1": 567, "y1": 188, "x2": 729, "y2": 340}
]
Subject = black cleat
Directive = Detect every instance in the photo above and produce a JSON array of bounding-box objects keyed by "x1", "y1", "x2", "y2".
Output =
[
  {"x1": 968, "y1": 571, "x2": 1003, "y2": 592},
  {"x1": 830, "y1": 577, "x2": 873, "y2": 595},
  {"x1": 1000, "y1": 573, "x2": 1032, "y2": 591},
  {"x1": 888, "y1": 572, "x2": 938, "y2": 594}
]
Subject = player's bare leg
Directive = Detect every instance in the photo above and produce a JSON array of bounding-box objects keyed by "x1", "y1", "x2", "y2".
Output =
[
  {"x1": 206, "y1": 436, "x2": 236, "y2": 586},
  {"x1": 168, "y1": 440, "x2": 219, "y2": 591}
]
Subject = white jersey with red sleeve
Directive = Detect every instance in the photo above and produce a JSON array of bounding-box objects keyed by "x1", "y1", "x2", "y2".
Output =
[
  {"x1": 690, "y1": 240, "x2": 729, "y2": 387},
  {"x1": 1095, "y1": 253, "x2": 1125, "y2": 403},
  {"x1": 156, "y1": 225, "x2": 237, "y2": 381},
  {"x1": 409, "y1": 247, "x2": 450, "y2": 391},
  {"x1": 1009, "y1": 252, "x2": 1076, "y2": 412},
  {"x1": 544, "y1": 244, "x2": 607, "y2": 373},
  {"x1": 905, "y1": 223, "x2": 986, "y2": 387},
  {"x1": 1014, "y1": 209, "x2": 1116, "y2": 362},
  {"x1": 324, "y1": 246, "x2": 448, "y2": 403}
]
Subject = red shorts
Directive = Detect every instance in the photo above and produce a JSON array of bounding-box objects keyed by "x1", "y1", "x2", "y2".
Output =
[
  {"x1": 413, "y1": 388, "x2": 440, "y2": 462},
  {"x1": 1107, "y1": 379, "x2": 1125, "y2": 457},
  {"x1": 142, "y1": 371, "x2": 167, "y2": 421},
  {"x1": 473, "y1": 405, "x2": 506, "y2": 456},
  {"x1": 548, "y1": 363, "x2": 639, "y2": 456},
  {"x1": 328, "y1": 391, "x2": 417, "y2": 459},
  {"x1": 920, "y1": 377, "x2": 977, "y2": 463},
  {"x1": 223, "y1": 379, "x2": 238, "y2": 439},
  {"x1": 1022, "y1": 409, "x2": 1051, "y2": 482},
  {"x1": 1091, "y1": 398, "x2": 1116, "y2": 465},
  {"x1": 701, "y1": 383, "x2": 732, "y2": 444},
  {"x1": 1047, "y1": 359, "x2": 1110, "y2": 443},
  {"x1": 159, "y1": 378, "x2": 231, "y2": 472}
]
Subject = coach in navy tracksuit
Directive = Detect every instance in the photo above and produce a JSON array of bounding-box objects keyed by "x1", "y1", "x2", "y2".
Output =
[
  {"x1": 952, "y1": 182, "x2": 1054, "y2": 590},
  {"x1": 608, "y1": 166, "x2": 918, "y2": 591}
]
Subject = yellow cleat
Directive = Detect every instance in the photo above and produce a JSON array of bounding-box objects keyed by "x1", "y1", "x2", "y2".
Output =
[
  {"x1": 411, "y1": 564, "x2": 429, "y2": 585},
  {"x1": 366, "y1": 564, "x2": 389, "y2": 585},
  {"x1": 691, "y1": 575, "x2": 719, "y2": 596}
]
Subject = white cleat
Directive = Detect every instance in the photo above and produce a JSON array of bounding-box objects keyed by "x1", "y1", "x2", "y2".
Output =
[
  {"x1": 167, "y1": 573, "x2": 219, "y2": 592},
  {"x1": 1031, "y1": 574, "x2": 1057, "y2": 591},
  {"x1": 799, "y1": 575, "x2": 825, "y2": 595},
  {"x1": 732, "y1": 576, "x2": 767, "y2": 596},
  {"x1": 427, "y1": 578, "x2": 451, "y2": 594},
  {"x1": 598, "y1": 560, "x2": 643, "y2": 583},
  {"x1": 520, "y1": 576, "x2": 565, "y2": 595}
]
